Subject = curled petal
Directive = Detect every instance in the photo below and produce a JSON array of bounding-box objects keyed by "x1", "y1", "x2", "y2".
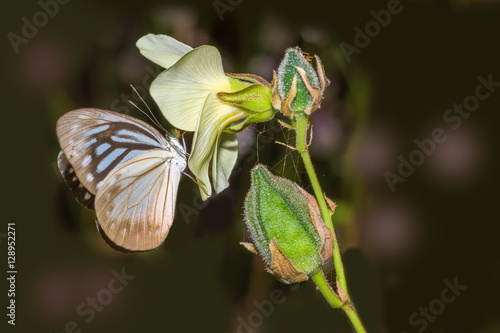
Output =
[
  {"x1": 136, "y1": 34, "x2": 193, "y2": 69},
  {"x1": 151, "y1": 45, "x2": 231, "y2": 131},
  {"x1": 188, "y1": 93, "x2": 245, "y2": 200},
  {"x1": 212, "y1": 133, "x2": 238, "y2": 194}
]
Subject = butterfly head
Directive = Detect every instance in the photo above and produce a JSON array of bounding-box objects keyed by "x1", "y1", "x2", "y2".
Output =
[{"x1": 166, "y1": 129, "x2": 189, "y2": 159}]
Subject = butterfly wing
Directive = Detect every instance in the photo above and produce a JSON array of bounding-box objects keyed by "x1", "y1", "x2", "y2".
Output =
[
  {"x1": 57, "y1": 151, "x2": 96, "y2": 209},
  {"x1": 95, "y1": 149, "x2": 184, "y2": 252},
  {"x1": 56, "y1": 108, "x2": 187, "y2": 251},
  {"x1": 56, "y1": 108, "x2": 172, "y2": 195}
]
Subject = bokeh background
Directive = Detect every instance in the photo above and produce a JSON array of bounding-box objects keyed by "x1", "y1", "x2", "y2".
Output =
[{"x1": 2, "y1": 0, "x2": 500, "y2": 332}]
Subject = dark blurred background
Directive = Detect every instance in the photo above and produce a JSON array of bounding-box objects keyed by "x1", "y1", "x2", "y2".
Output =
[{"x1": 2, "y1": 0, "x2": 500, "y2": 332}]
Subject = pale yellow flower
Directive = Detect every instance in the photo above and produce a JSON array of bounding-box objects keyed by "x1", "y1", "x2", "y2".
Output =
[{"x1": 137, "y1": 34, "x2": 274, "y2": 200}]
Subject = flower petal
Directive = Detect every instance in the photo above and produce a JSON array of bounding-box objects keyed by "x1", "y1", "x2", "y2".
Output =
[
  {"x1": 212, "y1": 133, "x2": 238, "y2": 194},
  {"x1": 136, "y1": 34, "x2": 193, "y2": 69},
  {"x1": 188, "y1": 93, "x2": 245, "y2": 200},
  {"x1": 151, "y1": 45, "x2": 231, "y2": 131}
]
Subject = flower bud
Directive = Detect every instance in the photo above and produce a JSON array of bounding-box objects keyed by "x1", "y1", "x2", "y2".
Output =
[
  {"x1": 271, "y1": 47, "x2": 330, "y2": 117},
  {"x1": 241, "y1": 164, "x2": 334, "y2": 284},
  {"x1": 216, "y1": 74, "x2": 276, "y2": 133}
]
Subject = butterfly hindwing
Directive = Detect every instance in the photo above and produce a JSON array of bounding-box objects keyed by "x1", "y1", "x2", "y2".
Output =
[
  {"x1": 95, "y1": 149, "x2": 183, "y2": 252},
  {"x1": 57, "y1": 150, "x2": 96, "y2": 210}
]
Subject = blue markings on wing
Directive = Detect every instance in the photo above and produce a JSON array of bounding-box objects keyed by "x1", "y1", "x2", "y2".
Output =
[
  {"x1": 96, "y1": 142, "x2": 112, "y2": 156},
  {"x1": 112, "y1": 128, "x2": 164, "y2": 148},
  {"x1": 97, "y1": 147, "x2": 127, "y2": 173}
]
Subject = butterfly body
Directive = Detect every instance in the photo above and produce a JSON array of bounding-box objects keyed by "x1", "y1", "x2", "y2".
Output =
[{"x1": 56, "y1": 108, "x2": 186, "y2": 252}]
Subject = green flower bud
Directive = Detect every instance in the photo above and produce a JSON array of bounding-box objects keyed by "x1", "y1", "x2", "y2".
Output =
[
  {"x1": 241, "y1": 164, "x2": 334, "y2": 284},
  {"x1": 218, "y1": 83, "x2": 272, "y2": 113},
  {"x1": 218, "y1": 74, "x2": 277, "y2": 132},
  {"x1": 271, "y1": 47, "x2": 330, "y2": 117}
]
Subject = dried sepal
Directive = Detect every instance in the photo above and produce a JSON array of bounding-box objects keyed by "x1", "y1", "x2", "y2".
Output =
[
  {"x1": 277, "y1": 118, "x2": 294, "y2": 130},
  {"x1": 314, "y1": 55, "x2": 330, "y2": 94},
  {"x1": 325, "y1": 195, "x2": 337, "y2": 215},
  {"x1": 269, "y1": 238, "x2": 309, "y2": 284},
  {"x1": 240, "y1": 242, "x2": 259, "y2": 255},
  {"x1": 295, "y1": 66, "x2": 321, "y2": 115},
  {"x1": 336, "y1": 280, "x2": 350, "y2": 304},
  {"x1": 297, "y1": 186, "x2": 334, "y2": 263}
]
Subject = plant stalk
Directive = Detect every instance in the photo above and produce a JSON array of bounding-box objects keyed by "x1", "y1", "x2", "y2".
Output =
[{"x1": 295, "y1": 113, "x2": 366, "y2": 333}]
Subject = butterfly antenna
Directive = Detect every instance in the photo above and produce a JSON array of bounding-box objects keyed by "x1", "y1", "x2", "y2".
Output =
[
  {"x1": 128, "y1": 84, "x2": 166, "y2": 132},
  {"x1": 128, "y1": 99, "x2": 159, "y2": 127}
]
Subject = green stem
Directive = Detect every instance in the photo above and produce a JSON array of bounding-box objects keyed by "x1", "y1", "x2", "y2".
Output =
[
  {"x1": 295, "y1": 113, "x2": 366, "y2": 333},
  {"x1": 343, "y1": 305, "x2": 368, "y2": 333},
  {"x1": 294, "y1": 114, "x2": 348, "y2": 295},
  {"x1": 310, "y1": 270, "x2": 343, "y2": 309},
  {"x1": 311, "y1": 271, "x2": 366, "y2": 333}
]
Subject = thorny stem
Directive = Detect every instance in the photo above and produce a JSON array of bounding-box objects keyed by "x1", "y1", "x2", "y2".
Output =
[{"x1": 294, "y1": 113, "x2": 366, "y2": 333}]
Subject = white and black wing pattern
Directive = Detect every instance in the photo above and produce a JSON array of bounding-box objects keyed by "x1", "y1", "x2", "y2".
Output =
[
  {"x1": 56, "y1": 108, "x2": 173, "y2": 195},
  {"x1": 57, "y1": 150, "x2": 96, "y2": 209},
  {"x1": 95, "y1": 149, "x2": 183, "y2": 251},
  {"x1": 56, "y1": 108, "x2": 187, "y2": 252}
]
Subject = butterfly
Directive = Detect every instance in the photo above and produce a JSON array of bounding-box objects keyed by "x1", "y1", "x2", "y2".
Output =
[{"x1": 56, "y1": 108, "x2": 187, "y2": 252}]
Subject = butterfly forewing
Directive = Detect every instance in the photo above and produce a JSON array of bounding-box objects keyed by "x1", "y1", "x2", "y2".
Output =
[
  {"x1": 95, "y1": 149, "x2": 182, "y2": 251},
  {"x1": 56, "y1": 108, "x2": 187, "y2": 252},
  {"x1": 56, "y1": 108, "x2": 172, "y2": 194}
]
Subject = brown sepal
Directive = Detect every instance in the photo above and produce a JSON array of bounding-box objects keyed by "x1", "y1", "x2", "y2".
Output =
[
  {"x1": 240, "y1": 242, "x2": 259, "y2": 255},
  {"x1": 296, "y1": 186, "x2": 334, "y2": 263},
  {"x1": 269, "y1": 238, "x2": 309, "y2": 284}
]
